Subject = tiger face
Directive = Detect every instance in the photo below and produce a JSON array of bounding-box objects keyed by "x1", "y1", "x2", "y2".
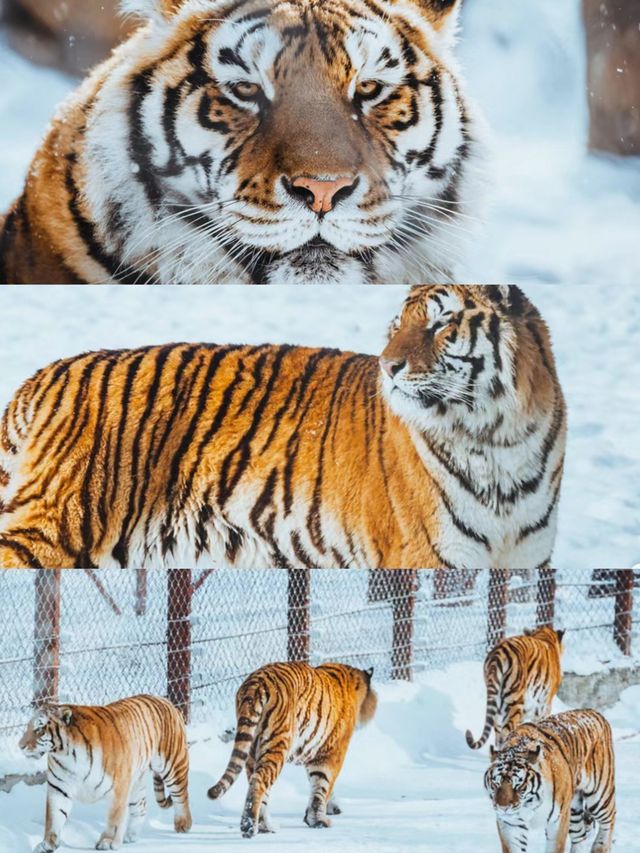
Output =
[
  {"x1": 379, "y1": 285, "x2": 526, "y2": 427},
  {"x1": 97, "y1": 0, "x2": 483, "y2": 283},
  {"x1": 18, "y1": 706, "x2": 72, "y2": 758},
  {"x1": 485, "y1": 742, "x2": 543, "y2": 815}
]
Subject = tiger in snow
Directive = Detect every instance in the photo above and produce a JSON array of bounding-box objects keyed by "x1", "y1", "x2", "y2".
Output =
[
  {"x1": 18, "y1": 695, "x2": 192, "y2": 852},
  {"x1": 207, "y1": 661, "x2": 377, "y2": 837},
  {"x1": 0, "y1": 285, "x2": 566, "y2": 570},
  {"x1": 0, "y1": 0, "x2": 486, "y2": 285},
  {"x1": 485, "y1": 709, "x2": 616, "y2": 853},
  {"x1": 466, "y1": 625, "x2": 564, "y2": 751}
]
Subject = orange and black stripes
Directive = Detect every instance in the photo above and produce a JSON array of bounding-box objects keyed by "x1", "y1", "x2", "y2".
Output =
[
  {"x1": 0, "y1": 286, "x2": 565, "y2": 570},
  {"x1": 207, "y1": 661, "x2": 376, "y2": 837},
  {"x1": 485, "y1": 710, "x2": 616, "y2": 853},
  {"x1": 19, "y1": 695, "x2": 192, "y2": 850},
  {"x1": 466, "y1": 626, "x2": 564, "y2": 750}
]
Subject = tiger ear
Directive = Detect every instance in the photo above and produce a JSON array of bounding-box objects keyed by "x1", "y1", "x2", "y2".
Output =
[
  {"x1": 364, "y1": 666, "x2": 375, "y2": 682},
  {"x1": 120, "y1": 0, "x2": 185, "y2": 23},
  {"x1": 411, "y1": 0, "x2": 462, "y2": 40},
  {"x1": 556, "y1": 629, "x2": 565, "y2": 644},
  {"x1": 48, "y1": 705, "x2": 74, "y2": 726},
  {"x1": 527, "y1": 744, "x2": 542, "y2": 764}
]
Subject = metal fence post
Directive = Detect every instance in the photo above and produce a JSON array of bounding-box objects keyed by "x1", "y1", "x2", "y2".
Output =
[
  {"x1": 613, "y1": 569, "x2": 634, "y2": 655},
  {"x1": 390, "y1": 570, "x2": 417, "y2": 681},
  {"x1": 167, "y1": 570, "x2": 192, "y2": 723},
  {"x1": 135, "y1": 569, "x2": 148, "y2": 617},
  {"x1": 536, "y1": 567, "x2": 557, "y2": 627},
  {"x1": 34, "y1": 570, "x2": 61, "y2": 706},
  {"x1": 487, "y1": 570, "x2": 509, "y2": 648},
  {"x1": 287, "y1": 569, "x2": 310, "y2": 662}
]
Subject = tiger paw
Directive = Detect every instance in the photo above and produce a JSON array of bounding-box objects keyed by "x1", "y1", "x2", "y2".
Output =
[
  {"x1": 327, "y1": 800, "x2": 342, "y2": 815},
  {"x1": 304, "y1": 812, "x2": 332, "y2": 829},
  {"x1": 95, "y1": 835, "x2": 121, "y2": 850},
  {"x1": 258, "y1": 819, "x2": 276, "y2": 834},
  {"x1": 123, "y1": 831, "x2": 139, "y2": 844},
  {"x1": 33, "y1": 843, "x2": 56, "y2": 853},
  {"x1": 174, "y1": 814, "x2": 192, "y2": 833},
  {"x1": 240, "y1": 816, "x2": 257, "y2": 839}
]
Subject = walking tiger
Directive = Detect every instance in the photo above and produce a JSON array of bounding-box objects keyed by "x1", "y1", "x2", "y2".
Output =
[
  {"x1": 207, "y1": 661, "x2": 377, "y2": 837},
  {"x1": 466, "y1": 625, "x2": 564, "y2": 751},
  {"x1": 18, "y1": 695, "x2": 192, "y2": 851},
  {"x1": 485, "y1": 709, "x2": 616, "y2": 853}
]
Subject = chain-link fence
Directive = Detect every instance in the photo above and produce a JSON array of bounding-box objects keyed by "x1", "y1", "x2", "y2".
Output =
[{"x1": 0, "y1": 569, "x2": 638, "y2": 749}]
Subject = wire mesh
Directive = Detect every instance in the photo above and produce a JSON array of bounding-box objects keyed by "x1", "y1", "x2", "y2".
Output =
[{"x1": 0, "y1": 568, "x2": 637, "y2": 748}]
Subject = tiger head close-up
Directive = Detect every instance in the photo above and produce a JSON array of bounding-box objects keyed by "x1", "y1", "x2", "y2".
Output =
[{"x1": 0, "y1": 0, "x2": 485, "y2": 285}]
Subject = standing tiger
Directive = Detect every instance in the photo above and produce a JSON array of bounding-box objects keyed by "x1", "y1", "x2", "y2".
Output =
[
  {"x1": 207, "y1": 661, "x2": 377, "y2": 837},
  {"x1": 485, "y1": 710, "x2": 616, "y2": 853},
  {"x1": 0, "y1": 0, "x2": 485, "y2": 285},
  {"x1": 0, "y1": 285, "x2": 566, "y2": 569},
  {"x1": 18, "y1": 695, "x2": 192, "y2": 852},
  {"x1": 466, "y1": 625, "x2": 564, "y2": 751}
]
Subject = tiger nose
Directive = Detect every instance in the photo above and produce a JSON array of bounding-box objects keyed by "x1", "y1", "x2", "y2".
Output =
[
  {"x1": 286, "y1": 175, "x2": 359, "y2": 214},
  {"x1": 380, "y1": 358, "x2": 406, "y2": 379}
]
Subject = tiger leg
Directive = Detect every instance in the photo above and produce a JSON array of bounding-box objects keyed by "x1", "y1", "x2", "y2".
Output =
[
  {"x1": 96, "y1": 776, "x2": 131, "y2": 850},
  {"x1": 241, "y1": 747, "x2": 287, "y2": 838},
  {"x1": 584, "y1": 789, "x2": 615, "y2": 853},
  {"x1": 159, "y1": 755, "x2": 192, "y2": 833},
  {"x1": 303, "y1": 745, "x2": 348, "y2": 829},
  {"x1": 568, "y1": 792, "x2": 592, "y2": 851},
  {"x1": 544, "y1": 804, "x2": 571, "y2": 853},
  {"x1": 153, "y1": 773, "x2": 172, "y2": 809},
  {"x1": 245, "y1": 755, "x2": 274, "y2": 834},
  {"x1": 34, "y1": 780, "x2": 74, "y2": 853},
  {"x1": 496, "y1": 818, "x2": 528, "y2": 853},
  {"x1": 124, "y1": 775, "x2": 147, "y2": 844}
]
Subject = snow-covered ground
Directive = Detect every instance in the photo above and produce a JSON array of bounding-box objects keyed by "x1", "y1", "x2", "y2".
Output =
[
  {"x1": 1, "y1": 283, "x2": 639, "y2": 570},
  {"x1": 1, "y1": 664, "x2": 639, "y2": 853},
  {"x1": 1, "y1": 0, "x2": 639, "y2": 284}
]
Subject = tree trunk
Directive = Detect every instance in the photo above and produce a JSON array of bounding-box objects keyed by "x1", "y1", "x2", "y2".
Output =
[{"x1": 583, "y1": 0, "x2": 640, "y2": 155}]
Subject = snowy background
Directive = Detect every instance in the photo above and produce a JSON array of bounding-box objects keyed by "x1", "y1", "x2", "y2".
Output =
[
  {"x1": 1, "y1": 283, "x2": 639, "y2": 570},
  {"x1": 2, "y1": 669, "x2": 639, "y2": 853},
  {"x1": 0, "y1": 0, "x2": 639, "y2": 285}
]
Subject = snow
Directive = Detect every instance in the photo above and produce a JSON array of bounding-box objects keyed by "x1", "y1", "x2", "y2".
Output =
[
  {"x1": 1, "y1": 283, "x2": 639, "y2": 570},
  {"x1": 1, "y1": 663, "x2": 638, "y2": 853},
  {"x1": 1, "y1": 1, "x2": 639, "y2": 284}
]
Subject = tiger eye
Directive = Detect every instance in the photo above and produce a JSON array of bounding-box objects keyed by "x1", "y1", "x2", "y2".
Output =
[
  {"x1": 230, "y1": 81, "x2": 262, "y2": 102},
  {"x1": 356, "y1": 80, "x2": 384, "y2": 101}
]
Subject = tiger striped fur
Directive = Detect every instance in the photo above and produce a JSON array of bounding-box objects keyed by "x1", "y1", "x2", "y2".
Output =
[
  {"x1": 0, "y1": 285, "x2": 565, "y2": 569},
  {"x1": 485, "y1": 710, "x2": 616, "y2": 853},
  {"x1": 466, "y1": 625, "x2": 564, "y2": 751},
  {"x1": 0, "y1": 0, "x2": 485, "y2": 285},
  {"x1": 18, "y1": 695, "x2": 192, "y2": 852},
  {"x1": 207, "y1": 661, "x2": 377, "y2": 837}
]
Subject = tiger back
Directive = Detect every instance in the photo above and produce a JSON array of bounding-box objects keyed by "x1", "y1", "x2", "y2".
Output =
[
  {"x1": 0, "y1": 0, "x2": 485, "y2": 285},
  {"x1": 18, "y1": 694, "x2": 192, "y2": 852},
  {"x1": 0, "y1": 286, "x2": 565, "y2": 570},
  {"x1": 207, "y1": 661, "x2": 377, "y2": 838},
  {"x1": 466, "y1": 625, "x2": 564, "y2": 750},
  {"x1": 485, "y1": 709, "x2": 616, "y2": 853}
]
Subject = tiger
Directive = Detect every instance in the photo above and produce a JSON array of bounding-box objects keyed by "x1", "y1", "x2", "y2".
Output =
[
  {"x1": 0, "y1": 284, "x2": 566, "y2": 570},
  {"x1": 18, "y1": 695, "x2": 192, "y2": 852},
  {"x1": 466, "y1": 625, "x2": 565, "y2": 751},
  {"x1": 207, "y1": 661, "x2": 377, "y2": 838},
  {"x1": 0, "y1": 0, "x2": 485, "y2": 285},
  {"x1": 485, "y1": 710, "x2": 616, "y2": 853}
]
